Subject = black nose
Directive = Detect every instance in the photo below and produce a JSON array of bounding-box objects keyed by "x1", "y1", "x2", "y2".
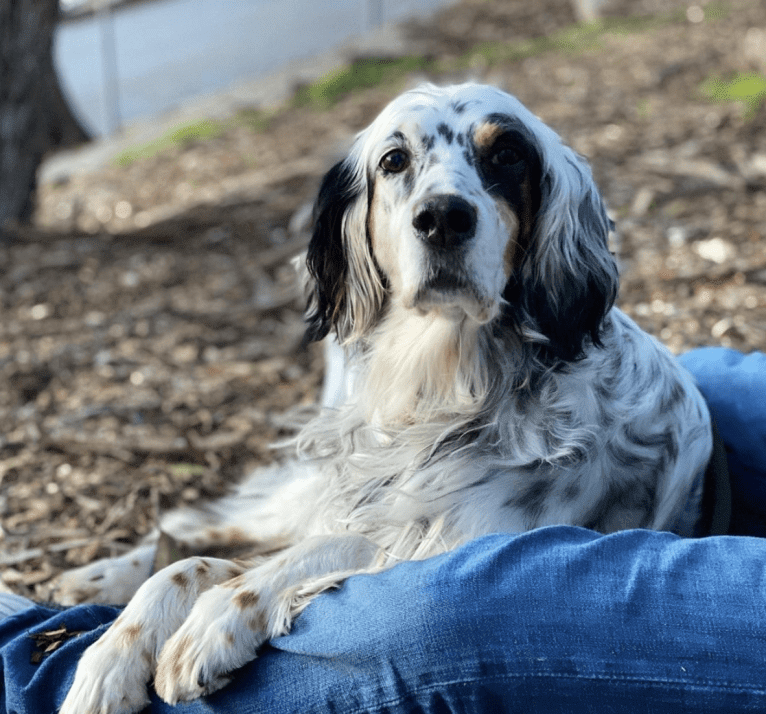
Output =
[{"x1": 412, "y1": 195, "x2": 477, "y2": 249}]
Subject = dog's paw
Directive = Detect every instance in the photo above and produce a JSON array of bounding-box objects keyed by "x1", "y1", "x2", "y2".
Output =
[
  {"x1": 47, "y1": 544, "x2": 155, "y2": 606},
  {"x1": 59, "y1": 556, "x2": 246, "y2": 713},
  {"x1": 58, "y1": 619, "x2": 154, "y2": 714},
  {"x1": 154, "y1": 583, "x2": 270, "y2": 703}
]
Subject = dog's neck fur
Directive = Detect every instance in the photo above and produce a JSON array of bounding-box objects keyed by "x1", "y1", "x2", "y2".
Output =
[{"x1": 358, "y1": 304, "x2": 492, "y2": 427}]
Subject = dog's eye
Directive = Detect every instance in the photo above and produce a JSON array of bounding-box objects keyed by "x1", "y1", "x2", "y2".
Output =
[
  {"x1": 490, "y1": 146, "x2": 523, "y2": 167},
  {"x1": 380, "y1": 149, "x2": 410, "y2": 173}
]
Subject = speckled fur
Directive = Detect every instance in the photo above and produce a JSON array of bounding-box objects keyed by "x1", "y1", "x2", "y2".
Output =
[{"x1": 59, "y1": 84, "x2": 712, "y2": 714}]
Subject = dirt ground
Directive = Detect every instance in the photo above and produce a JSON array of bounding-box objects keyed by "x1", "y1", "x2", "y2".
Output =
[{"x1": 1, "y1": 0, "x2": 765, "y2": 598}]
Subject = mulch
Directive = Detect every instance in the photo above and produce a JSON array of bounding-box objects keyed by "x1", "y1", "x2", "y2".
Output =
[{"x1": 1, "y1": 0, "x2": 764, "y2": 598}]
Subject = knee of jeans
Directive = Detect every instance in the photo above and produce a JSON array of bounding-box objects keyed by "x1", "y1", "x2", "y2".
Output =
[
  {"x1": 347, "y1": 564, "x2": 495, "y2": 659},
  {"x1": 273, "y1": 564, "x2": 489, "y2": 663}
]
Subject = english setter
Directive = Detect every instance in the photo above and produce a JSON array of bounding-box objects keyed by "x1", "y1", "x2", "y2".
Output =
[{"x1": 59, "y1": 83, "x2": 713, "y2": 714}]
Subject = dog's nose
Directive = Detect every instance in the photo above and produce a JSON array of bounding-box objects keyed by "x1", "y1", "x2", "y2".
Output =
[{"x1": 412, "y1": 195, "x2": 477, "y2": 249}]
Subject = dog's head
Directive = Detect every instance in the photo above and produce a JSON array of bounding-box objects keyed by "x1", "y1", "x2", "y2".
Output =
[{"x1": 305, "y1": 83, "x2": 618, "y2": 363}]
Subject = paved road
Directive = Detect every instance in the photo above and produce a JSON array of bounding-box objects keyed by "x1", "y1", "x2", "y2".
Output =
[{"x1": 55, "y1": 0, "x2": 447, "y2": 137}]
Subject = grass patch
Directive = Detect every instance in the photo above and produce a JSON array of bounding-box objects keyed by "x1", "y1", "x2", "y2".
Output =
[
  {"x1": 113, "y1": 2, "x2": 727, "y2": 166},
  {"x1": 459, "y1": 11, "x2": 688, "y2": 69},
  {"x1": 116, "y1": 118, "x2": 223, "y2": 166},
  {"x1": 232, "y1": 107, "x2": 273, "y2": 133},
  {"x1": 114, "y1": 109, "x2": 274, "y2": 167},
  {"x1": 292, "y1": 56, "x2": 432, "y2": 108},
  {"x1": 294, "y1": 13, "x2": 678, "y2": 111},
  {"x1": 701, "y1": 72, "x2": 766, "y2": 117},
  {"x1": 170, "y1": 463, "x2": 208, "y2": 477},
  {"x1": 701, "y1": 1, "x2": 729, "y2": 20}
]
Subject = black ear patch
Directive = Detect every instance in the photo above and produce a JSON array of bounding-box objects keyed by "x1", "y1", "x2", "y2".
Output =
[
  {"x1": 304, "y1": 160, "x2": 359, "y2": 343},
  {"x1": 504, "y1": 171, "x2": 619, "y2": 364}
]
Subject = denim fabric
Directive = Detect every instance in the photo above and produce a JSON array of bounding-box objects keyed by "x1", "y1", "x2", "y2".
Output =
[
  {"x1": 0, "y1": 595, "x2": 33, "y2": 622},
  {"x1": 1, "y1": 347, "x2": 765, "y2": 714},
  {"x1": 679, "y1": 348, "x2": 766, "y2": 536},
  {"x1": 3, "y1": 528, "x2": 766, "y2": 713}
]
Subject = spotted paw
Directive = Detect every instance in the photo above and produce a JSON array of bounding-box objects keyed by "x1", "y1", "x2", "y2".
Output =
[
  {"x1": 154, "y1": 583, "x2": 269, "y2": 703},
  {"x1": 58, "y1": 618, "x2": 153, "y2": 714},
  {"x1": 48, "y1": 544, "x2": 155, "y2": 606}
]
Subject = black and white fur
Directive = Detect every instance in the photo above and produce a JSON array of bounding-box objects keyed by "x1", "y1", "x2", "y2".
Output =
[{"x1": 59, "y1": 83, "x2": 712, "y2": 714}]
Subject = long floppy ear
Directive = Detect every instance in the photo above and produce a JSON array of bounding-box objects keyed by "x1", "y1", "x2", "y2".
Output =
[
  {"x1": 304, "y1": 160, "x2": 355, "y2": 343},
  {"x1": 304, "y1": 156, "x2": 385, "y2": 344},
  {"x1": 508, "y1": 151, "x2": 619, "y2": 363}
]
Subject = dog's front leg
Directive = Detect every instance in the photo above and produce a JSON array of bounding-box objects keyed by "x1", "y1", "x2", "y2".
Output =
[
  {"x1": 48, "y1": 542, "x2": 157, "y2": 606},
  {"x1": 153, "y1": 533, "x2": 380, "y2": 704},
  {"x1": 59, "y1": 556, "x2": 245, "y2": 714}
]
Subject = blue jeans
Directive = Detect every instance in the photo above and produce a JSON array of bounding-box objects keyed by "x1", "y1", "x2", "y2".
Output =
[{"x1": 1, "y1": 347, "x2": 765, "y2": 713}]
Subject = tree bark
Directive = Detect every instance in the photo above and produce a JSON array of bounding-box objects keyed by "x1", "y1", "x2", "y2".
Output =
[
  {"x1": 0, "y1": 0, "x2": 89, "y2": 239},
  {"x1": 44, "y1": 46, "x2": 92, "y2": 151}
]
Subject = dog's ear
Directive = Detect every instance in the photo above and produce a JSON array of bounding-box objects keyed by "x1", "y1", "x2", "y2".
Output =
[
  {"x1": 304, "y1": 160, "x2": 355, "y2": 343},
  {"x1": 506, "y1": 152, "x2": 619, "y2": 363},
  {"x1": 304, "y1": 157, "x2": 385, "y2": 344}
]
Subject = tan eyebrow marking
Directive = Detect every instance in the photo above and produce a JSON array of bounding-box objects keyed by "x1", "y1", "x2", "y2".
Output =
[{"x1": 473, "y1": 121, "x2": 505, "y2": 150}]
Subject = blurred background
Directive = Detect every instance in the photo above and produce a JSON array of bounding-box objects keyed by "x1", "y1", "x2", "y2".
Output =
[
  {"x1": 0, "y1": 0, "x2": 764, "y2": 598},
  {"x1": 55, "y1": 0, "x2": 451, "y2": 136}
]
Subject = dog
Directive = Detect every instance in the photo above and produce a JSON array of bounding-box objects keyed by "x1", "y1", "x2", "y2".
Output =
[{"x1": 59, "y1": 83, "x2": 713, "y2": 714}]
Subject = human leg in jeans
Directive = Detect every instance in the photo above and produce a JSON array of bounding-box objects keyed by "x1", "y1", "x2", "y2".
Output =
[{"x1": 1, "y1": 347, "x2": 764, "y2": 714}]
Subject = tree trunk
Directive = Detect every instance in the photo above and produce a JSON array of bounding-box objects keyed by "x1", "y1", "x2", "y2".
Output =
[
  {"x1": 0, "y1": 0, "x2": 89, "y2": 239},
  {"x1": 44, "y1": 46, "x2": 92, "y2": 151}
]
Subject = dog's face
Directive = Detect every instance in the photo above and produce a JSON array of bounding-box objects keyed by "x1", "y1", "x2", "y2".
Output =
[
  {"x1": 306, "y1": 83, "x2": 619, "y2": 363},
  {"x1": 362, "y1": 93, "x2": 543, "y2": 325}
]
